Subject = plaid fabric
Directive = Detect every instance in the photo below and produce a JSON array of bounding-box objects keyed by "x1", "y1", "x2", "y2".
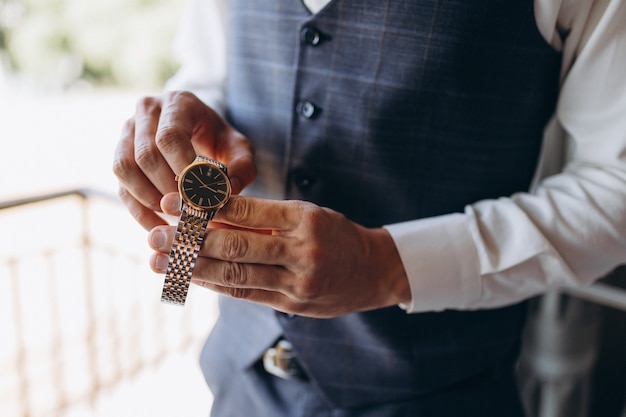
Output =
[{"x1": 206, "y1": 0, "x2": 562, "y2": 409}]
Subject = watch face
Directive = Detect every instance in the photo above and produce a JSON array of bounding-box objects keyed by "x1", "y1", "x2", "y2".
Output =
[{"x1": 179, "y1": 161, "x2": 231, "y2": 210}]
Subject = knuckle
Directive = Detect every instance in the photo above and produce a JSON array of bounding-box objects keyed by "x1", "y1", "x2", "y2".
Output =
[
  {"x1": 220, "y1": 232, "x2": 247, "y2": 261},
  {"x1": 225, "y1": 286, "x2": 250, "y2": 300},
  {"x1": 113, "y1": 127, "x2": 136, "y2": 180},
  {"x1": 135, "y1": 97, "x2": 165, "y2": 134},
  {"x1": 134, "y1": 142, "x2": 160, "y2": 170},
  {"x1": 227, "y1": 197, "x2": 253, "y2": 224},
  {"x1": 302, "y1": 205, "x2": 325, "y2": 228},
  {"x1": 135, "y1": 95, "x2": 160, "y2": 113},
  {"x1": 303, "y1": 243, "x2": 324, "y2": 265},
  {"x1": 112, "y1": 152, "x2": 135, "y2": 181},
  {"x1": 163, "y1": 90, "x2": 196, "y2": 107},
  {"x1": 117, "y1": 185, "x2": 130, "y2": 201},
  {"x1": 162, "y1": 90, "x2": 179, "y2": 103},
  {"x1": 265, "y1": 240, "x2": 286, "y2": 259},
  {"x1": 222, "y1": 262, "x2": 246, "y2": 287},
  {"x1": 290, "y1": 201, "x2": 325, "y2": 231},
  {"x1": 291, "y1": 248, "x2": 324, "y2": 302},
  {"x1": 295, "y1": 279, "x2": 318, "y2": 302},
  {"x1": 294, "y1": 237, "x2": 324, "y2": 267},
  {"x1": 170, "y1": 90, "x2": 195, "y2": 101},
  {"x1": 121, "y1": 117, "x2": 135, "y2": 134},
  {"x1": 173, "y1": 90, "x2": 195, "y2": 102},
  {"x1": 155, "y1": 124, "x2": 186, "y2": 152}
]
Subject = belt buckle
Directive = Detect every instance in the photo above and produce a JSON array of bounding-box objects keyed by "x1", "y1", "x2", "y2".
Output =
[{"x1": 262, "y1": 339, "x2": 306, "y2": 381}]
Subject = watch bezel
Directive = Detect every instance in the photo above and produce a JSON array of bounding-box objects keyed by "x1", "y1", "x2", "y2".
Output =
[{"x1": 177, "y1": 158, "x2": 232, "y2": 211}]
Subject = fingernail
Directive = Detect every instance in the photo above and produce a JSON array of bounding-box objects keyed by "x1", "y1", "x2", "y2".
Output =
[
  {"x1": 155, "y1": 253, "x2": 170, "y2": 271},
  {"x1": 164, "y1": 194, "x2": 180, "y2": 213},
  {"x1": 150, "y1": 229, "x2": 167, "y2": 250}
]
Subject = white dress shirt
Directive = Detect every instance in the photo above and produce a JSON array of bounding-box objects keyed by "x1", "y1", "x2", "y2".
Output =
[{"x1": 166, "y1": 0, "x2": 626, "y2": 313}]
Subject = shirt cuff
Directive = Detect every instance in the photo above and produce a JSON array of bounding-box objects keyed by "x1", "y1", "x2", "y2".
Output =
[{"x1": 383, "y1": 213, "x2": 481, "y2": 313}]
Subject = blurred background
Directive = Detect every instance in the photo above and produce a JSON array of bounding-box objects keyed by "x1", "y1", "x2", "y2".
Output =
[
  {"x1": 1, "y1": 1, "x2": 218, "y2": 416},
  {"x1": 1, "y1": 1, "x2": 625, "y2": 417}
]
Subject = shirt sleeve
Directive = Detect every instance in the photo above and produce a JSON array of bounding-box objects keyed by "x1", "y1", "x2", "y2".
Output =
[
  {"x1": 164, "y1": 0, "x2": 227, "y2": 114},
  {"x1": 386, "y1": 0, "x2": 626, "y2": 313}
]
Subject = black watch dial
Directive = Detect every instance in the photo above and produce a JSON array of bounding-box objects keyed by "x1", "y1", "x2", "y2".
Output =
[{"x1": 179, "y1": 162, "x2": 231, "y2": 210}]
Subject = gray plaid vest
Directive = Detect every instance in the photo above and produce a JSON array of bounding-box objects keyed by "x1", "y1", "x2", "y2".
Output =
[{"x1": 206, "y1": 0, "x2": 561, "y2": 408}]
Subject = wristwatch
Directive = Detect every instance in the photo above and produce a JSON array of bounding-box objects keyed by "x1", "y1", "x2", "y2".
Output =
[{"x1": 160, "y1": 156, "x2": 232, "y2": 305}]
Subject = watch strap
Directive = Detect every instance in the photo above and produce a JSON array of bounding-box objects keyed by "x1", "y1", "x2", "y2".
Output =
[
  {"x1": 160, "y1": 203, "x2": 214, "y2": 305},
  {"x1": 196, "y1": 155, "x2": 228, "y2": 173}
]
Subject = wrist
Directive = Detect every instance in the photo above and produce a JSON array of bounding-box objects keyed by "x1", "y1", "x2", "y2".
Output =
[{"x1": 368, "y1": 227, "x2": 412, "y2": 308}]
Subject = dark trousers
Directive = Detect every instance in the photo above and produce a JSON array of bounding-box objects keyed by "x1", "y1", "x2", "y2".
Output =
[{"x1": 204, "y1": 352, "x2": 526, "y2": 417}]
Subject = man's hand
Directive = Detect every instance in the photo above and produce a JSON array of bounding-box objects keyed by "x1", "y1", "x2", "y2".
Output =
[
  {"x1": 148, "y1": 194, "x2": 411, "y2": 318},
  {"x1": 112, "y1": 91, "x2": 255, "y2": 231}
]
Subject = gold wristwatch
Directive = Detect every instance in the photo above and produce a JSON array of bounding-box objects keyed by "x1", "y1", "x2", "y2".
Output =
[{"x1": 160, "y1": 156, "x2": 232, "y2": 305}]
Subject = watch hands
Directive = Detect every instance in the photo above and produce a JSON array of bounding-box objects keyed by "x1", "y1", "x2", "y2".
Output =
[
  {"x1": 190, "y1": 171, "x2": 208, "y2": 187},
  {"x1": 190, "y1": 168, "x2": 226, "y2": 195},
  {"x1": 200, "y1": 184, "x2": 219, "y2": 193}
]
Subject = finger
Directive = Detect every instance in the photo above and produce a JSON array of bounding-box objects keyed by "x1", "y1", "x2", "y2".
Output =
[
  {"x1": 157, "y1": 91, "x2": 209, "y2": 175},
  {"x1": 149, "y1": 242, "x2": 294, "y2": 293},
  {"x1": 208, "y1": 222, "x2": 274, "y2": 234},
  {"x1": 150, "y1": 251, "x2": 170, "y2": 273},
  {"x1": 219, "y1": 135, "x2": 256, "y2": 195},
  {"x1": 149, "y1": 236, "x2": 300, "y2": 310},
  {"x1": 215, "y1": 196, "x2": 305, "y2": 231},
  {"x1": 160, "y1": 192, "x2": 181, "y2": 216},
  {"x1": 160, "y1": 92, "x2": 255, "y2": 192},
  {"x1": 191, "y1": 280, "x2": 300, "y2": 315},
  {"x1": 148, "y1": 224, "x2": 293, "y2": 267},
  {"x1": 148, "y1": 225, "x2": 175, "y2": 254},
  {"x1": 191, "y1": 256, "x2": 296, "y2": 293},
  {"x1": 133, "y1": 97, "x2": 181, "y2": 196},
  {"x1": 159, "y1": 192, "x2": 276, "y2": 235},
  {"x1": 119, "y1": 186, "x2": 168, "y2": 231},
  {"x1": 201, "y1": 227, "x2": 297, "y2": 266},
  {"x1": 113, "y1": 118, "x2": 164, "y2": 212},
  {"x1": 159, "y1": 193, "x2": 271, "y2": 235}
]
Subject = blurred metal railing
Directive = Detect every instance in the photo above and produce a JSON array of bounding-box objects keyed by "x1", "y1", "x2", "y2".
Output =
[{"x1": 0, "y1": 188, "x2": 217, "y2": 417}]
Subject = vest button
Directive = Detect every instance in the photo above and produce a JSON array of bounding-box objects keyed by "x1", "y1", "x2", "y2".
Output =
[
  {"x1": 296, "y1": 100, "x2": 318, "y2": 119},
  {"x1": 290, "y1": 168, "x2": 316, "y2": 191},
  {"x1": 300, "y1": 25, "x2": 322, "y2": 46}
]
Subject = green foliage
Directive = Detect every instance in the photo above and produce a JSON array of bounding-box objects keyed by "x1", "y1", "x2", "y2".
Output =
[{"x1": 2, "y1": 0, "x2": 182, "y2": 88}]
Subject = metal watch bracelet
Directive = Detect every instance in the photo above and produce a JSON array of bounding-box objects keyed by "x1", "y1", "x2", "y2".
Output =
[{"x1": 160, "y1": 204, "x2": 214, "y2": 305}]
